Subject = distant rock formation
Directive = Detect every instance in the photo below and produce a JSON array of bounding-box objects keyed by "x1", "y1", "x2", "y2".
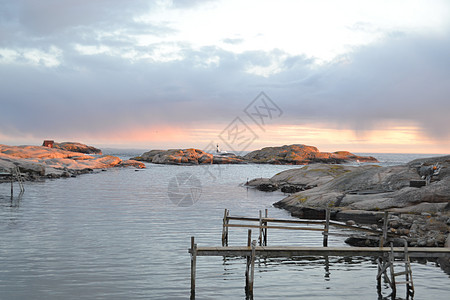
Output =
[
  {"x1": 132, "y1": 148, "x2": 245, "y2": 165},
  {"x1": 53, "y1": 142, "x2": 102, "y2": 155},
  {"x1": 0, "y1": 144, "x2": 144, "y2": 180},
  {"x1": 244, "y1": 144, "x2": 378, "y2": 164}
]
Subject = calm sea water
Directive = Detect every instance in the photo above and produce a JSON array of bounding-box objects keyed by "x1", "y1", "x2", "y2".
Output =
[{"x1": 0, "y1": 152, "x2": 448, "y2": 299}]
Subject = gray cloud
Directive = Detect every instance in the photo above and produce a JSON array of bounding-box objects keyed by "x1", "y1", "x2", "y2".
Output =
[
  {"x1": 0, "y1": 1, "x2": 449, "y2": 147},
  {"x1": 222, "y1": 38, "x2": 244, "y2": 45}
]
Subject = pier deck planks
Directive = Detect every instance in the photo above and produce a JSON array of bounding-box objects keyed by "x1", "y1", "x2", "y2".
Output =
[{"x1": 192, "y1": 246, "x2": 450, "y2": 258}]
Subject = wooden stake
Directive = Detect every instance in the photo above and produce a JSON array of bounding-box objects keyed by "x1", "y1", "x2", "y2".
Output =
[
  {"x1": 323, "y1": 208, "x2": 330, "y2": 247},
  {"x1": 10, "y1": 171, "x2": 13, "y2": 197},
  {"x1": 226, "y1": 209, "x2": 229, "y2": 246},
  {"x1": 389, "y1": 243, "x2": 396, "y2": 298},
  {"x1": 380, "y1": 211, "x2": 389, "y2": 247},
  {"x1": 258, "y1": 210, "x2": 263, "y2": 246},
  {"x1": 245, "y1": 230, "x2": 252, "y2": 293},
  {"x1": 264, "y1": 209, "x2": 268, "y2": 246},
  {"x1": 249, "y1": 240, "x2": 256, "y2": 296},
  {"x1": 222, "y1": 209, "x2": 228, "y2": 246},
  {"x1": 190, "y1": 237, "x2": 197, "y2": 300}
]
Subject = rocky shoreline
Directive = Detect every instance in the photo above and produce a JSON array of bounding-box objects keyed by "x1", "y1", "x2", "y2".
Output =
[
  {"x1": 0, "y1": 143, "x2": 145, "y2": 181},
  {"x1": 131, "y1": 144, "x2": 378, "y2": 165},
  {"x1": 247, "y1": 155, "x2": 450, "y2": 249}
]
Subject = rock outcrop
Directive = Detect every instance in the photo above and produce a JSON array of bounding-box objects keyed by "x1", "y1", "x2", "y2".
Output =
[
  {"x1": 272, "y1": 155, "x2": 449, "y2": 214},
  {"x1": 132, "y1": 148, "x2": 246, "y2": 165},
  {"x1": 244, "y1": 144, "x2": 378, "y2": 164},
  {"x1": 53, "y1": 142, "x2": 102, "y2": 154},
  {"x1": 246, "y1": 155, "x2": 450, "y2": 248},
  {"x1": 0, "y1": 144, "x2": 145, "y2": 180},
  {"x1": 247, "y1": 164, "x2": 359, "y2": 192}
]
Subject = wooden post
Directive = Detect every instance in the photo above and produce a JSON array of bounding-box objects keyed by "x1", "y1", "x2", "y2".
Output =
[
  {"x1": 258, "y1": 210, "x2": 263, "y2": 246},
  {"x1": 389, "y1": 243, "x2": 396, "y2": 298},
  {"x1": 226, "y1": 209, "x2": 229, "y2": 245},
  {"x1": 245, "y1": 230, "x2": 252, "y2": 293},
  {"x1": 248, "y1": 240, "x2": 256, "y2": 296},
  {"x1": 190, "y1": 237, "x2": 197, "y2": 300},
  {"x1": 376, "y1": 257, "x2": 382, "y2": 295},
  {"x1": 10, "y1": 171, "x2": 13, "y2": 197},
  {"x1": 380, "y1": 211, "x2": 389, "y2": 247},
  {"x1": 323, "y1": 208, "x2": 330, "y2": 247},
  {"x1": 222, "y1": 209, "x2": 228, "y2": 246},
  {"x1": 403, "y1": 239, "x2": 414, "y2": 297},
  {"x1": 264, "y1": 209, "x2": 268, "y2": 246}
]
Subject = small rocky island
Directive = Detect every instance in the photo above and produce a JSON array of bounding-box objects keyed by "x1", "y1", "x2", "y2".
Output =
[
  {"x1": 244, "y1": 144, "x2": 378, "y2": 164},
  {"x1": 132, "y1": 144, "x2": 377, "y2": 165},
  {"x1": 247, "y1": 155, "x2": 450, "y2": 248},
  {"x1": 132, "y1": 148, "x2": 245, "y2": 164},
  {"x1": 0, "y1": 142, "x2": 145, "y2": 180}
]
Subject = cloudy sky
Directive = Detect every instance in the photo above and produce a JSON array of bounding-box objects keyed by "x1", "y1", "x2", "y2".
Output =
[{"x1": 1, "y1": 0, "x2": 449, "y2": 153}]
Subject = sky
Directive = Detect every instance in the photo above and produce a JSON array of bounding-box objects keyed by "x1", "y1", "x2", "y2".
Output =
[{"x1": 0, "y1": 0, "x2": 449, "y2": 154}]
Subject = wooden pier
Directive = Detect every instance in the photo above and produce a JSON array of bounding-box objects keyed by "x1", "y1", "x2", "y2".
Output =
[
  {"x1": 189, "y1": 209, "x2": 450, "y2": 299},
  {"x1": 0, "y1": 166, "x2": 25, "y2": 197}
]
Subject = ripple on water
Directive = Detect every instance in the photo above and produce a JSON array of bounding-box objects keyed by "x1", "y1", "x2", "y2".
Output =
[{"x1": 0, "y1": 162, "x2": 449, "y2": 299}]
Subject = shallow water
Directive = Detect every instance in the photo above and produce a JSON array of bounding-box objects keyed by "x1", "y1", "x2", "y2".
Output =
[{"x1": 0, "y1": 154, "x2": 449, "y2": 299}]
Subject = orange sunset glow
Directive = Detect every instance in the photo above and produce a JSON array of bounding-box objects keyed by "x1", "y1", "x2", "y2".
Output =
[{"x1": 1, "y1": 0, "x2": 449, "y2": 154}]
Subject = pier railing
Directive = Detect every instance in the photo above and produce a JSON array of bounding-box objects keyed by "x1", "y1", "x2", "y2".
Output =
[{"x1": 222, "y1": 208, "x2": 391, "y2": 248}]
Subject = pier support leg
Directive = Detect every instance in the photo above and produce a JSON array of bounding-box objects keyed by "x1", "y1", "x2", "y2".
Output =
[
  {"x1": 222, "y1": 209, "x2": 229, "y2": 246},
  {"x1": 190, "y1": 237, "x2": 197, "y2": 300},
  {"x1": 380, "y1": 211, "x2": 389, "y2": 247},
  {"x1": 245, "y1": 230, "x2": 252, "y2": 293},
  {"x1": 323, "y1": 208, "x2": 330, "y2": 247},
  {"x1": 10, "y1": 173, "x2": 13, "y2": 198},
  {"x1": 247, "y1": 240, "x2": 256, "y2": 298},
  {"x1": 376, "y1": 257, "x2": 382, "y2": 295},
  {"x1": 263, "y1": 209, "x2": 268, "y2": 246},
  {"x1": 258, "y1": 210, "x2": 263, "y2": 246}
]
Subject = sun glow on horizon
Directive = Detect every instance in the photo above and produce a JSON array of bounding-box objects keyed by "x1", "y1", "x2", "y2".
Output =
[{"x1": 0, "y1": 123, "x2": 448, "y2": 155}]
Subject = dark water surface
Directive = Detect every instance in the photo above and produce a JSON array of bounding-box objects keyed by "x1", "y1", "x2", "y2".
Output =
[{"x1": 1, "y1": 153, "x2": 449, "y2": 299}]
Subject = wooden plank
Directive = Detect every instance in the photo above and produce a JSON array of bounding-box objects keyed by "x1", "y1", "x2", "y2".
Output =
[
  {"x1": 227, "y1": 216, "x2": 260, "y2": 222},
  {"x1": 227, "y1": 216, "x2": 326, "y2": 225},
  {"x1": 192, "y1": 246, "x2": 450, "y2": 258},
  {"x1": 263, "y1": 218, "x2": 326, "y2": 225},
  {"x1": 224, "y1": 224, "x2": 325, "y2": 231}
]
